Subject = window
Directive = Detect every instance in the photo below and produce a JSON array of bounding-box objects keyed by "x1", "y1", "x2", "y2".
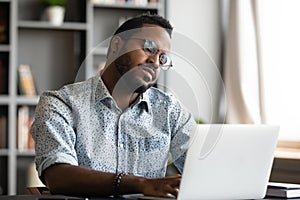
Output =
[{"x1": 260, "y1": 0, "x2": 300, "y2": 140}]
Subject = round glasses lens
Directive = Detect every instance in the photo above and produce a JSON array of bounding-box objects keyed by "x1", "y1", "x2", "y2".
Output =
[
  {"x1": 159, "y1": 53, "x2": 172, "y2": 66},
  {"x1": 159, "y1": 54, "x2": 168, "y2": 65},
  {"x1": 144, "y1": 40, "x2": 158, "y2": 55}
]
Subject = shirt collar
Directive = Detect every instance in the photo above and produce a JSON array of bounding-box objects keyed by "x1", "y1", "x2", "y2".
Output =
[
  {"x1": 130, "y1": 93, "x2": 149, "y2": 112},
  {"x1": 95, "y1": 76, "x2": 111, "y2": 101}
]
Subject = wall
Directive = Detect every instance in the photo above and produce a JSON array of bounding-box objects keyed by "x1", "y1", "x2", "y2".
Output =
[{"x1": 162, "y1": 0, "x2": 223, "y2": 123}]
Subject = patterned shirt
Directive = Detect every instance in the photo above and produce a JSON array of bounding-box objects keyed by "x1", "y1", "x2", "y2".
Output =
[{"x1": 31, "y1": 75, "x2": 196, "y2": 179}]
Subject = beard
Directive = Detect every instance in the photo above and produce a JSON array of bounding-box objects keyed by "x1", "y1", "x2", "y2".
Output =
[
  {"x1": 134, "y1": 85, "x2": 149, "y2": 94},
  {"x1": 114, "y1": 53, "x2": 157, "y2": 94}
]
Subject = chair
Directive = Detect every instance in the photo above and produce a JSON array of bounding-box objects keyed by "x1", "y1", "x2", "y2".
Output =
[{"x1": 25, "y1": 187, "x2": 50, "y2": 195}]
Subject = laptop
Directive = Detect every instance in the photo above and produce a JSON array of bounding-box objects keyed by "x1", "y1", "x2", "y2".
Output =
[
  {"x1": 180, "y1": 124, "x2": 279, "y2": 200},
  {"x1": 131, "y1": 124, "x2": 279, "y2": 200}
]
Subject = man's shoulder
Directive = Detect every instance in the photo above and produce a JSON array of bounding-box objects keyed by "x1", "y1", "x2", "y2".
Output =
[
  {"x1": 147, "y1": 87, "x2": 170, "y2": 98},
  {"x1": 65, "y1": 76, "x2": 97, "y2": 94},
  {"x1": 40, "y1": 76, "x2": 98, "y2": 103},
  {"x1": 146, "y1": 87, "x2": 179, "y2": 105}
]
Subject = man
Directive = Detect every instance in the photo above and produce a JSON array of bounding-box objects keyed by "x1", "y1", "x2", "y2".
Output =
[{"x1": 31, "y1": 13, "x2": 196, "y2": 198}]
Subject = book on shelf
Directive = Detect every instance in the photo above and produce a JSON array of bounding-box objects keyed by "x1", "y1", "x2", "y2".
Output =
[
  {"x1": 0, "y1": 115, "x2": 7, "y2": 149},
  {"x1": 18, "y1": 106, "x2": 35, "y2": 151},
  {"x1": 135, "y1": 0, "x2": 148, "y2": 6},
  {"x1": 266, "y1": 182, "x2": 300, "y2": 198},
  {"x1": 18, "y1": 64, "x2": 37, "y2": 96},
  {"x1": 27, "y1": 117, "x2": 35, "y2": 150},
  {"x1": 91, "y1": 0, "x2": 115, "y2": 5}
]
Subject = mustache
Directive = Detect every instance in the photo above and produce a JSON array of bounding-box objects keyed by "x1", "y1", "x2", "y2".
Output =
[{"x1": 138, "y1": 63, "x2": 157, "y2": 71}]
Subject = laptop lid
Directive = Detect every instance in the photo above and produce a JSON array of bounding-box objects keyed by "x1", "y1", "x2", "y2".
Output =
[{"x1": 178, "y1": 124, "x2": 279, "y2": 200}]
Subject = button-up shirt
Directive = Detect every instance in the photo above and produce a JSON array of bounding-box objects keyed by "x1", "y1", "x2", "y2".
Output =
[{"x1": 31, "y1": 75, "x2": 196, "y2": 179}]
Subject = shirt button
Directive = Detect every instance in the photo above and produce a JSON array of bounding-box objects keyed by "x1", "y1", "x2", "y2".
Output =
[{"x1": 119, "y1": 143, "x2": 124, "y2": 149}]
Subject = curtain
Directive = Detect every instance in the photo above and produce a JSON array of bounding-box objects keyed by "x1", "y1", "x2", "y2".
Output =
[
  {"x1": 224, "y1": 0, "x2": 300, "y2": 140},
  {"x1": 224, "y1": 0, "x2": 264, "y2": 124}
]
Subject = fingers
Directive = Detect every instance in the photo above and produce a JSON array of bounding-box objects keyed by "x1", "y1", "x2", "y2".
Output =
[
  {"x1": 155, "y1": 186, "x2": 178, "y2": 198},
  {"x1": 153, "y1": 175, "x2": 181, "y2": 198},
  {"x1": 164, "y1": 174, "x2": 181, "y2": 187},
  {"x1": 160, "y1": 187, "x2": 179, "y2": 198},
  {"x1": 165, "y1": 185, "x2": 179, "y2": 198},
  {"x1": 142, "y1": 174, "x2": 182, "y2": 198}
]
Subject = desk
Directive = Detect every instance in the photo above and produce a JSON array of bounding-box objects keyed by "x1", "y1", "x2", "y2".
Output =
[
  {"x1": 0, "y1": 195, "x2": 116, "y2": 200},
  {"x1": 1, "y1": 195, "x2": 300, "y2": 200}
]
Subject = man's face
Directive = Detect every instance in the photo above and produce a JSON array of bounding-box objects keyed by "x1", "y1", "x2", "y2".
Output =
[{"x1": 114, "y1": 25, "x2": 171, "y2": 94}]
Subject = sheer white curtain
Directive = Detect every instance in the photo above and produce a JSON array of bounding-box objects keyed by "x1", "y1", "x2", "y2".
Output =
[
  {"x1": 224, "y1": 0, "x2": 263, "y2": 124},
  {"x1": 224, "y1": 0, "x2": 300, "y2": 140}
]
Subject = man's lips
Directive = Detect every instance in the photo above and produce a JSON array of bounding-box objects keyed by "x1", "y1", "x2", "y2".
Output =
[{"x1": 139, "y1": 64, "x2": 156, "y2": 81}]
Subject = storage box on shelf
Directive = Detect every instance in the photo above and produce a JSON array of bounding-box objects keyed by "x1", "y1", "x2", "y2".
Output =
[{"x1": 0, "y1": 0, "x2": 165, "y2": 195}]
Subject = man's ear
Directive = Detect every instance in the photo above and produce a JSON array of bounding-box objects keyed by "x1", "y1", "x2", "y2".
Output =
[{"x1": 110, "y1": 36, "x2": 124, "y2": 55}]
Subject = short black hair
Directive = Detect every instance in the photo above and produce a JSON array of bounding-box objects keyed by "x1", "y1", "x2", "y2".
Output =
[{"x1": 113, "y1": 13, "x2": 173, "y2": 38}]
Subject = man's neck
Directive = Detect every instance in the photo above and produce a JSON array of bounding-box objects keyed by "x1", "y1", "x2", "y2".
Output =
[
  {"x1": 101, "y1": 66, "x2": 139, "y2": 111},
  {"x1": 113, "y1": 92, "x2": 139, "y2": 111}
]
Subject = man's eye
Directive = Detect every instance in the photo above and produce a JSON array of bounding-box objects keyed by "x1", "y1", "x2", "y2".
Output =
[{"x1": 145, "y1": 47, "x2": 155, "y2": 54}]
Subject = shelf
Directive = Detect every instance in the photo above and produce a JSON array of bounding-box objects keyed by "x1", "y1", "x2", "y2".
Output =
[
  {"x1": 92, "y1": 46, "x2": 108, "y2": 55},
  {"x1": 18, "y1": 21, "x2": 88, "y2": 31},
  {"x1": 0, "y1": 96, "x2": 10, "y2": 105},
  {"x1": 0, "y1": 149, "x2": 9, "y2": 156},
  {"x1": 93, "y1": 2, "x2": 160, "y2": 10},
  {"x1": 0, "y1": 45, "x2": 10, "y2": 52},
  {"x1": 0, "y1": 96, "x2": 40, "y2": 105},
  {"x1": 16, "y1": 96, "x2": 39, "y2": 105},
  {"x1": 16, "y1": 150, "x2": 35, "y2": 157}
]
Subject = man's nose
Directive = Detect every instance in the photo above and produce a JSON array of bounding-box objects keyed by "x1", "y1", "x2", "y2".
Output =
[{"x1": 146, "y1": 54, "x2": 160, "y2": 69}]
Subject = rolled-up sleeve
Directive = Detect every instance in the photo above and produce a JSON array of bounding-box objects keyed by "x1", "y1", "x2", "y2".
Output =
[{"x1": 30, "y1": 90, "x2": 78, "y2": 180}]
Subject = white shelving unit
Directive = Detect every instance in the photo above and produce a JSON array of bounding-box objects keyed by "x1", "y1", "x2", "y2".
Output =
[{"x1": 0, "y1": 0, "x2": 165, "y2": 195}]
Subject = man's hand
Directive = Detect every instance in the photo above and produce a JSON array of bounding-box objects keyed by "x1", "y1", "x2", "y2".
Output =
[{"x1": 141, "y1": 175, "x2": 181, "y2": 198}]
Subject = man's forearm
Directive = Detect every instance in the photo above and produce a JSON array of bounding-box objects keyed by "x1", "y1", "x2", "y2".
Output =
[
  {"x1": 44, "y1": 163, "x2": 145, "y2": 197},
  {"x1": 44, "y1": 163, "x2": 180, "y2": 197}
]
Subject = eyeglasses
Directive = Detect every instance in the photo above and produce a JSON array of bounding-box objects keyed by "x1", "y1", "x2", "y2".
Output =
[{"x1": 126, "y1": 38, "x2": 173, "y2": 70}]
